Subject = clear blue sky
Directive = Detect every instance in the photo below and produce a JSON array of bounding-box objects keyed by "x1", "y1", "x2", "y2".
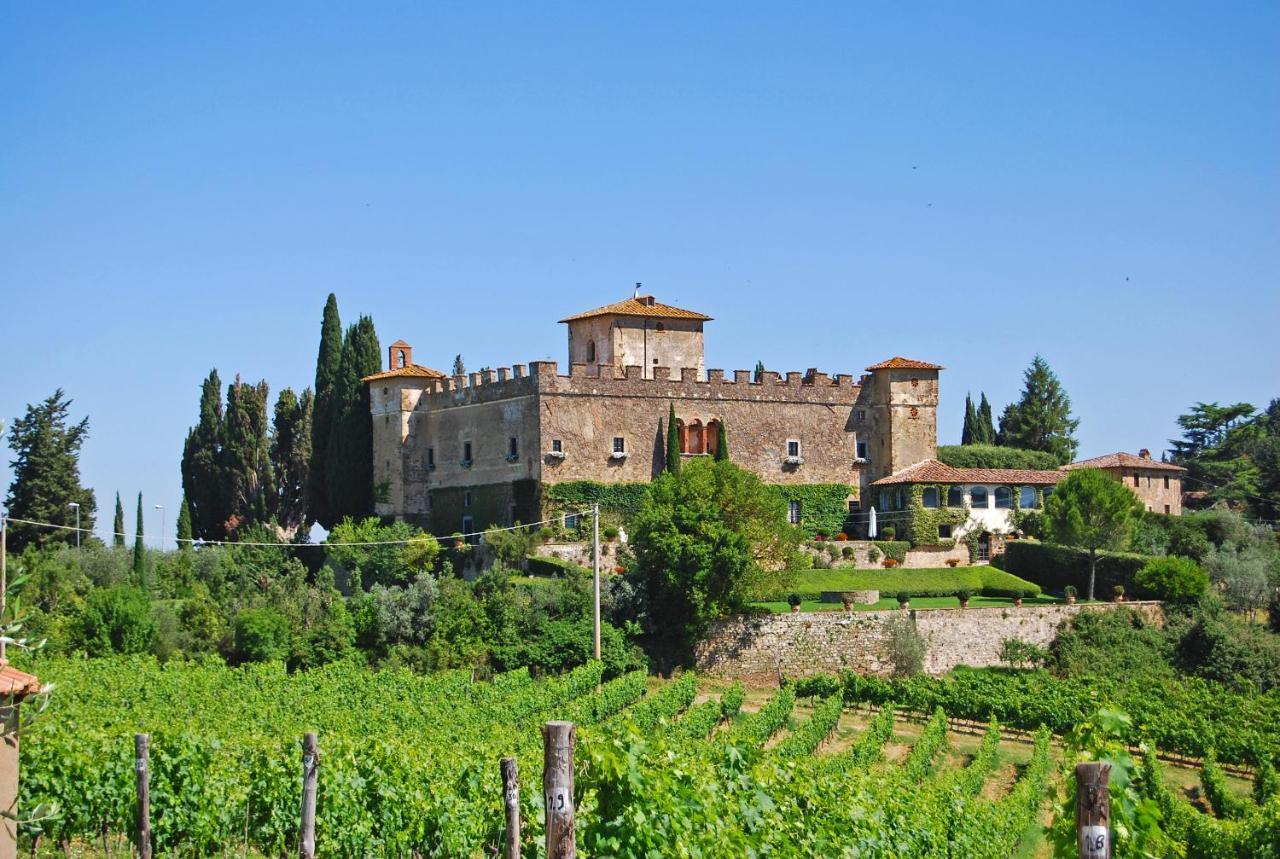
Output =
[{"x1": 2, "y1": 3, "x2": 1277, "y2": 544}]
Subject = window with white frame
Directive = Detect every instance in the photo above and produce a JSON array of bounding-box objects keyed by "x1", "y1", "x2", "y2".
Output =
[
  {"x1": 970, "y1": 486, "x2": 989, "y2": 508},
  {"x1": 856, "y1": 441, "x2": 868, "y2": 460},
  {"x1": 788, "y1": 500, "x2": 802, "y2": 524},
  {"x1": 552, "y1": 439, "x2": 563, "y2": 453},
  {"x1": 787, "y1": 439, "x2": 801, "y2": 457},
  {"x1": 613, "y1": 437, "x2": 625, "y2": 454}
]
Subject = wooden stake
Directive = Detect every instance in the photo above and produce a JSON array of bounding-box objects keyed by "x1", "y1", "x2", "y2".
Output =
[
  {"x1": 542, "y1": 721, "x2": 575, "y2": 859},
  {"x1": 133, "y1": 735, "x2": 151, "y2": 859},
  {"x1": 1075, "y1": 761, "x2": 1111, "y2": 859},
  {"x1": 299, "y1": 733, "x2": 318, "y2": 859},
  {"x1": 501, "y1": 756, "x2": 521, "y2": 859}
]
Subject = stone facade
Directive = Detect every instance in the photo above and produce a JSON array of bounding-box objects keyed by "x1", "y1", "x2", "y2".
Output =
[
  {"x1": 367, "y1": 296, "x2": 945, "y2": 535},
  {"x1": 694, "y1": 601, "x2": 1163, "y2": 678},
  {"x1": 1062, "y1": 450, "x2": 1186, "y2": 516}
]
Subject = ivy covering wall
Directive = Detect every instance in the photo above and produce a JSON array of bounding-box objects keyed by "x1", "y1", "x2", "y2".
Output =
[
  {"x1": 901, "y1": 485, "x2": 970, "y2": 547},
  {"x1": 769, "y1": 484, "x2": 854, "y2": 538},
  {"x1": 429, "y1": 479, "x2": 540, "y2": 535},
  {"x1": 543, "y1": 481, "x2": 652, "y2": 525}
]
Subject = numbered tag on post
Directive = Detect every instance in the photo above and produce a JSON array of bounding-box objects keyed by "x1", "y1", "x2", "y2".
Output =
[
  {"x1": 1079, "y1": 825, "x2": 1109, "y2": 859},
  {"x1": 545, "y1": 787, "x2": 570, "y2": 812}
]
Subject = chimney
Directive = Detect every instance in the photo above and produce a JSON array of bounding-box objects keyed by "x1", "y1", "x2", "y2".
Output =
[{"x1": 1138, "y1": 448, "x2": 1151, "y2": 459}]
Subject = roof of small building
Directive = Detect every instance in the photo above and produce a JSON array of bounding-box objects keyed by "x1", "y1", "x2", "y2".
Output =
[
  {"x1": 1062, "y1": 452, "x2": 1186, "y2": 473},
  {"x1": 559, "y1": 295, "x2": 712, "y2": 323},
  {"x1": 389, "y1": 339, "x2": 411, "y2": 348},
  {"x1": 0, "y1": 662, "x2": 42, "y2": 698},
  {"x1": 865, "y1": 356, "x2": 946, "y2": 371},
  {"x1": 361, "y1": 364, "x2": 448, "y2": 383},
  {"x1": 871, "y1": 459, "x2": 1066, "y2": 487}
]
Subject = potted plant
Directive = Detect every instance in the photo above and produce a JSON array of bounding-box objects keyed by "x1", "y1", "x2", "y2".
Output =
[
  {"x1": 603, "y1": 525, "x2": 620, "y2": 543},
  {"x1": 867, "y1": 547, "x2": 881, "y2": 564},
  {"x1": 538, "y1": 527, "x2": 555, "y2": 544},
  {"x1": 1013, "y1": 592, "x2": 1024, "y2": 607},
  {"x1": 787, "y1": 593, "x2": 803, "y2": 614},
  {"x1": 841, "y1": 546, "x2": 855, "y2": 560},
  {"x1": 835, "y1": 532, "x2": 849, "y2": 542},
  {"x1": 946, "y1": 558, "x2": 961, "y2": 568},
  {"x1": 452, "y1": 532, "x2": 465, "y2": 548},
  {"x1": 897, "y1": 591, "x2": 910, "y2": 610},
  {"x1": 882, "y1": 525, "x2": 896, "y2": 540},
  {"x1": 882, "y1": 558, "x2": 898, "y2": 569},
  {"x1": 1064, "y1": 585, "x2": 1078, "y2": 605},
  {"x1": 613, "y1": 565, "x2": 625, "y2": 575},
  {"x1": 814, "y1": 532, "x2": 827, "y2": 542},
  {"x1": 841, "y1": 593, "x2": 855, "y2": 611},
  {"x1": 1113, "y1": 584, "x2": 1126, "y2": 603},
  {"x1": 957, "y1": 589, "x2": 971, "y2": 609}
]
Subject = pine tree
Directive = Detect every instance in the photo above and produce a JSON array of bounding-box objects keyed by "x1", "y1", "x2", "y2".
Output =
[
  {"x1": 453, "y1": 354, "x2": 466, "y2": 377},
  {"x1": 324, "y1": 316, "x2": 382, "y2": 525},
  {"x1": 223, "y1": 375, "x2": 273, "y2": 532},
  {"x1": 961, "y1": 393, "x2": 978, "y2": 445},
  {"x1": 307, "y1": 294, "x2": 343, "y2": 529},
  {"x1": 3, "y1": 389, "x2": 96, "y2": 551},
  {"x1": 132, "y1": 492, "x2": 145, "y2": 584},
  {"x1": 271, "y1": 387, "x2": 313, "y2": 537},
  {"x1": 714, "y1": 421, "x2": 729, "y2": 461},
  {"x1": 665, "y1": 404, "x2": 681, "y2": 474},
  {"x1": 976, "y1": 393, "x2": 997, "y2": 445},
  {"x1": 176, "y1": 494, "x2": 193, "y2": 551},
  {"x1": 181, "y1": 370, "x2": 229, "y2": 540},
  {"x1": 113, "y1": 492, "x2": 125, "y2": 548},
  {"x1": 997, "y1": 356, "x2": 1080, "y2": 464}
]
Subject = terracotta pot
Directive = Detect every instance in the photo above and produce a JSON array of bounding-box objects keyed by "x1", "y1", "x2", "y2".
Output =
[
  {"x1": 959, "y1": 599, "x2": 969, "y2": 609},
  {"x1": 898, "y1": 602, "x2": 910, "y2": 610},
  {"x1": 1066, "y1": 596, "x2": 1077, "y2": 605},
  {"x1": 790, "y1": 605, "x2": 800, "y2": 613},
  {"x1": 1013, "y1": 597, "x2": 1023, "y2": 607}
]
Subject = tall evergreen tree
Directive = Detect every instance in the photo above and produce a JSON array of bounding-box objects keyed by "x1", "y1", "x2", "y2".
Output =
[
  {"x1": 665, "y1": 404, "x2": 681, "y2": 475},
  {"x1": 307, "y1": 294, "x2": 343, "y2": 528},
  {"x1": 714, "y1": 421, "x2": 729, "y2": 461},
  {"x1": 453, "y1": 354, "x2": 466, "y2": 376},
  {"x1": 976, "y1": 393, "x2": 997, "y2": 445},
  {"x1": 324, "y1": 316, "x2": 382, "y2": 525},
  {"x1": 181, "y1": 370, "x2": 229, "y2": 540},
  {"x1": 3, "y1": 389, "x2": 96, "y2": 551},
  {"x1": 132, "y1": 492, "x2": 145, "y2": 583},
  {"x1": 113, "y1": 491, "x2": 125, "y2": 548},
  {"x1": 223, "y1": 376, "x2": 273, "y2": 531},
  {"x1": 271, "y1": 387, "x2": 313, "y2": 537},
  {"x1": 961, "y1": 393, "x2": 978, "y2": 445},
  {"x1": 176, "y1": 494, "x2": 193, "y2": 551},
  {"x1": 753, "y1": 360, "x2": 765, "y2": 383},
  {"x1": 996, "y1": 356, "x2": 1080, "y2": 464}
]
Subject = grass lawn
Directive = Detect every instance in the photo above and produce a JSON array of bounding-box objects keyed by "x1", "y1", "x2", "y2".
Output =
[{"x1": 752, "y1": 594, "x2": 1065, "y2": 613}]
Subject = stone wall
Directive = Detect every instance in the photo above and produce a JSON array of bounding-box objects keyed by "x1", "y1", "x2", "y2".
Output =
[
  {"x1": 694, "y1": 601, "x2": 1163, "y2": 678},
  {"x1": 803, "y1": 541, "x2": 969, "y2": 570}
]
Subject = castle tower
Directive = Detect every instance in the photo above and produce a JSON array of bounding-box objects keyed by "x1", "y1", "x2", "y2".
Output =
[
  {"x1": 362, "y1": 342, "x2": 447, "y2": 518},
  {"x1": 559, "y1": 288, "x2": 711, "y2": 378},
  {"x1": 863, "y1": 357, "x2": 942, "y2": 481}
]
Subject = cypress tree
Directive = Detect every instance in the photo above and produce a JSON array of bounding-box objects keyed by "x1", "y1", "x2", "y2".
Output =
[
  {"x1": 113, "y1": 491, "x2": 125, "y2": 547},
  {"x1": 223, "y1": 375, "x2": 273, "y2": 530},
  {"x1": 665, "y1": 404, "x2": 681, "y2": 474},
  {"x1": 181, "y1": 370, "x2": 229, "y2": 540},
  {"x1": 176, "y1": 494, "x2": 193, "y2": 551},
  {"x1": 754, "y1": 360, "x2": 765, "y2": 383},
  {"x1": 977, "y1": 393, "x2": 997, "y2": 445},
  {"x1": 307, "y1": 294, "x2": 343, "y2": 528},
  {"x1": 2, "y1": 389, "x2": 96, "y2": 551},
  {"x1": 324, "y1": 316, "x2": 382, "y2": 524},
  {"x1": 961, "y1": 393, "x2": 978, "y2": 445},
  {"x1": 997, "y1": 356, "x2": 1081, "y2": 464},
  {"x1": 453, "y1": 354, "x2": 466, "y2": 376},
  {"x1": 270, "y1": 387, "x2": 313, "y2": 538},
  {"x1": 714, "y1": 420, "x2": 729, "y2": 461},
  {"x1": 132, "y1": 492, "x2": 145, "y2": 583}
]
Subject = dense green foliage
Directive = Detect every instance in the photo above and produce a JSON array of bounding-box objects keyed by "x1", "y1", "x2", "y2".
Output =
[
  {"x1": 994, "y1": 540, "x2": 1149, "y2": 594},
  {"x1": 630, "y1": 458, "x2": 799, "y2": 666},
  {"x1": 543, "y1": 480, "x2": 652, "y2": 520},
  {"x1": 1044, "y1": 467, "x2": 1146, "y2": 599},
  {"x1": 3, "y1": 389, "x2": 96, "y2": 552},
  {"x1": 779, "y1": 566, "x2": 1042, "y2": 600},
  {"x1": 1171, "y1": 399, "x2": 1280, "y2": 520},
  {"x1": 995, "y1": 355, "x2": 1080, "y2": 463},
  {"x1": 324, "y1": 314, "x2": 381, "y2": 525},
  {"x1": 1134, "y1": 555, "x2": 1209, "y2": 603},
  {"x1": 770, "y1": 483, "x2": 852, "y2": 538},
  {"x1": 937, "y1": 443, "x2": 1060, "y2": 471}
]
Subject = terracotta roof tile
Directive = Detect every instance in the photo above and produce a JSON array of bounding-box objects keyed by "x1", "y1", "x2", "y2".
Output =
[
  {"x1": 0, "y1": 662, "x2": 41, "y2": 697},
  {"x1": 1062, "y1": 452, "x2": 1186, "y2": 473},
  {"x1": 361, "y1": 364, "x2": 448, "y2": 383},
  {"x1": 559, "y1": 295, "x2": 712, "y2": 323},
  {"x1": 871, "y1": 459, "x2": 1066, "y2": 486},
  {"x1": 865, "y1": 357, "x2": 945, "y2": 371}
]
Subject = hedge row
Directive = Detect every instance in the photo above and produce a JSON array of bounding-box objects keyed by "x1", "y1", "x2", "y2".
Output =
[
  {"x1": 992, "y1": 541, "x2": 1149, "y2": 594},
  {"x1": 779, "y1": 567, "x2": 1042, "y2": 600},
  {"x1": 525, "y1": 555, "x2": 590, "y2": 577}
]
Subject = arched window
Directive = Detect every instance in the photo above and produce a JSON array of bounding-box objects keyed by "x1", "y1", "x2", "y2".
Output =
[
  {"x1": 879, "y1": 490, "x2": 891, "y2": 510},
  {"x1": 688, "y1": 420, "x2": 705, "y2": 454},
  {"x1": 1020, "y1": 486, "x2": 1038, "y2": 508},
  {"x1": 396, "y1": 350, "x2": 406, "y2": 369},
  {"x1": 947, "y1": 485, "x2": 965, "y2": 507},
  {"x1": 706, "y1": 420, "x2": 721, "y2": 457},
  {"x1": 994, "y1": 486, "x2": 1013, "y2": 509},
  {"x1": 921, "y1": 487, "x2": 939, "y2": 508},
  {"x1": 970, "y1": 486, "x2": 989, "y2": 508},
  {"x1": 586, "y1": 340, "x2": 596, "y2": 363}
]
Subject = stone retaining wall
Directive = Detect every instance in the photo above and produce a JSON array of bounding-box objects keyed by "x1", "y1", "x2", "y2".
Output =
[{"x1": 694, "y1": 601, "x2": 1163, "y2": 678}]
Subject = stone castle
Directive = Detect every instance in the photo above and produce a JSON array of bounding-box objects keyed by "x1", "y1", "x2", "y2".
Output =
[{"x1": 363, "y1": 292, "x2": 943, "y2": 536}]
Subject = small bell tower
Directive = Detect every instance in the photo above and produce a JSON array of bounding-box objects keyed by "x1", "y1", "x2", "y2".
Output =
[{"x1": 388, "y1": 340, "x2": 413, "y2": 370}]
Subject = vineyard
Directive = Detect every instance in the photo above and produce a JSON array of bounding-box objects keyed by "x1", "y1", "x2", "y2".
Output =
[{"x1": 16, "y1": 656, "x2": 1280, "y2": 857}]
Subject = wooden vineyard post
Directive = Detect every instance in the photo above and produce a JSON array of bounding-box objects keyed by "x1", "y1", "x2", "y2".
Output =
[
  {"x1": 1076, "y1": 761, "x2": 1111, "y2": 859},
  {"x1": 299, "y1": 733, "x2": 318, "y2": 859},
  {"x1": 501, "y1": 756, "x2": 521, "y2": 859},
  {"x1": 134, "y1": 735, "x2": 152, "y2": 859},
  {"x1": 542, "y1": 721, "x2": 575, "y2": 859}
]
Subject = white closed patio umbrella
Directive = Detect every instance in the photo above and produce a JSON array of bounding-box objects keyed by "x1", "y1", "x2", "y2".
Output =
[{"x1": 867, "y1": 506, "x2": 878, "y2": 539}]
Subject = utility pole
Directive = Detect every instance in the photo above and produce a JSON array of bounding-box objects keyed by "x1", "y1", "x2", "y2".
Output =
[
  {"x1": 592, "y1": 504, "x2": 601, "y2": 661},
  {"x1": 68, "y1": 502, "x2": 80, "y2": 549}
]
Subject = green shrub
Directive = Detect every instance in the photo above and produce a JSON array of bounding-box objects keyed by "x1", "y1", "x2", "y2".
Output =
[
  {"x1": 232, "y1": 607, "x2": 292, "y2": 663},
  {"x1": 602, "y1": 525, "x2": 620, "y2": 541},
  {"x1": 881, "y1": 525, "x2": 897, "y2": 540},
  {"x1": 937, "y1": 444, "x2": 1060, "y2": 470},
  {"x1": 995, "y1": 541, "x2": 1147, "y2": 594},
  {"x1": 885, "y1": 613, "x2": 924, "y2": 676},
  {"x1": 787, "y1": 593, "x2": 803, "y2": 608},
  {"x1": 72, "y1": 585, "x2": 156, "y2": 655},
  {"x1": 896, "y1": 591, "x2": 910, "y2": 605},
  {"x1": 525, "y1": 555, "x2": 589, "y2": 577},
  {"x1": 841, "y1": 546, "x2": 855, "y2": 559},
  {"x1": 872, "y1": 541, "x2": 909, "y2": 563},
  {"x1": 1134, "y1": 556, "x2": 1209, "y2": 603},
  {"x1": 779, "y1": 567, "x2": 1041, "y2": 600}
]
